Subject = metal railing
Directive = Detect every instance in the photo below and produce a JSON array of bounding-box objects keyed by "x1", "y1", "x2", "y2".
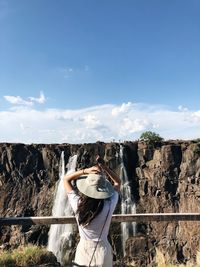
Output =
[{"x1": 1, "y1": 213, "x2": 200, "y2": 225}]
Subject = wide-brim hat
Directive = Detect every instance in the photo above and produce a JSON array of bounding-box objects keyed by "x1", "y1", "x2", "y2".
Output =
[{"x1": 76, "y1": 173, "x2": 114, "y2": 199}]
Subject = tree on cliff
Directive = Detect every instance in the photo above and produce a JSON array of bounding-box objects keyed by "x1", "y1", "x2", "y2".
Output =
[{"x1": 139, "y1": 131, "x2": 164, "y2": 143}]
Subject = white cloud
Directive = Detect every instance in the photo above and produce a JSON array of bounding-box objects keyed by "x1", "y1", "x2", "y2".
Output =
[
  {"x1": 82, "y1": 114, "x2": 101, "y2": 129},
  {"x1": 119, "y1": 118, "x2": 151, "y2": 136},
  {"x1": 178, "y1": 105, "x2": 188, "y2": 112},
  {"x1": 29, "y1": 91, "x2": 46, "y2": 104},
  {"x1": 185, "y1": 110, "x2": 200, "y2": 123},
  {"x1": 0, "y1": 102, "x2": 200, "y2": 144},
  {"x1": 59, "y1": 65, "x2": 90, "y2": 78},
  {"x1": 60, "y1": 67, "x2": 74, "y2": 78},
  {"x1": 4, "y1": 95, "x2": 33, "y2": 106},
  {"x1": 111, "y1": 102, "x2": 133, "y2": 116},
  {"x1": 4, "y1": 92, "x2": 46, "y2": 106}
]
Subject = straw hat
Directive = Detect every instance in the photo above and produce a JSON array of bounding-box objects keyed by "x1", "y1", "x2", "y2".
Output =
[{"x1": 76, "y1": 173, "x2": 114, "y2": 199}]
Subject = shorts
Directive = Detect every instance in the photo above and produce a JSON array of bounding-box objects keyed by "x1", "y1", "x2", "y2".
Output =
[{"x1": 73, "y1": 238, "x2": 113, "y2": 267}]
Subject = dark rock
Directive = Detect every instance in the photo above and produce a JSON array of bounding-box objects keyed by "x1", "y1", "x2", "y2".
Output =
[{"x1": 0, "y1": 141, "x2": 200, "y2": 265}]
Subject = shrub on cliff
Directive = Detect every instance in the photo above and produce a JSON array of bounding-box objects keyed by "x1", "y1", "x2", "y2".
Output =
[
  {"x1": 139, "y1": 131, "x2": 164, "y2": 143},
  {"x1": 193, "y1": 144, "x2": 200, "y2": 155},
  {"x1": 0, "y1": 245, "x2": 60, "y2": 266}
]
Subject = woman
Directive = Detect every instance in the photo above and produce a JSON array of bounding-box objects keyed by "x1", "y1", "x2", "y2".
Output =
[{"x1": 63, "y1": 156, "x2": 121, "y2": 267}]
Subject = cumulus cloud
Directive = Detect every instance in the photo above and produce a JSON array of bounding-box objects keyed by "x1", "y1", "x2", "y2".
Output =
[
  {"x1": 111, "y1": 102, "x2": 133, "y2": 116},
  {"x1": 185, "y1": 110, "x2": 200, "y2": 123},
  {"x1": 119, "y1": 118, "x2": 151, "y2": 136},
  {"x1": 4, "y1": 91, "x2": 46, "y2": 106},
  {"x1": 82, "y1": 114, "x2": 101, "y2": 129},
  {"x1": 0, "y1": 102, "x2": 200, "y2": 144}
]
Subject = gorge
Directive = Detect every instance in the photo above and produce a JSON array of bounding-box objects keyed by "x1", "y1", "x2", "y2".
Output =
[{"x1": 0, "y1": 140, "x2": 200, "y2": 266}]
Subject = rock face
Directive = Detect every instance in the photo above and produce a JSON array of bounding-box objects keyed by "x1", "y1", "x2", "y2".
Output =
[{"x1": 0, "y1": 141, "x2": 200, "y2": 266}]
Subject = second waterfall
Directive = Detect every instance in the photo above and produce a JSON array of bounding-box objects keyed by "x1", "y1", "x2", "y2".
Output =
[{"x1": 119, "y1": 145, "x2": 136, "y2": 253}]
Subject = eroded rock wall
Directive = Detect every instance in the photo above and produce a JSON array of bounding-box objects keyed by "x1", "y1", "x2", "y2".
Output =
[
  {"x1": 0, "y1": 141, "x2": 200, "y2": 266},
  {"x1": 133, "y1": 141, "x2": 200, "y2": 266}
]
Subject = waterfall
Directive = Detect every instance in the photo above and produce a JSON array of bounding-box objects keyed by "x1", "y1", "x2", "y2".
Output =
[
  {"x1": 119, "y1": 145, "x2": 136, "y2": 253},
  {"x1": 47, "y1": 152, "x2": 77, "y2": 264}
]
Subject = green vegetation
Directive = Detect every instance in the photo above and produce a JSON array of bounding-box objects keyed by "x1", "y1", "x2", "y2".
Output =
[
  {"x1": 0, "y1": 245, "x2": 57, "y2": 267},
  {"x1": 193, "y1": 138, "x2": 200, "y2": 142},
  {"x1": 193, "y1": 144, "x2": 200, "y2": 155},
  {"x1": 1, "y1": 244, "x2": 200, "y2": 267},
  {"x1": 139, "y1": 131, "x2": 164, "y2": 143}
]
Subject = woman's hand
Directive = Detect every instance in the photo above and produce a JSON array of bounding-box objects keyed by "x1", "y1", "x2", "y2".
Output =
[
  {"x1": 64, "y1": 165, "x2": 100, "y2": 193},
  {"x1": 96, "y1": 155, "x2": 105, "y2": 165},
  {"x1": 84, "y1": 166, "x2": 101, "y2": 175},
  {"x1": 96, "y1": 155, "x2": 121, "y2": 192},
  {"x1": 113, "y1": 182, "x2": 121, "y2": 192}
]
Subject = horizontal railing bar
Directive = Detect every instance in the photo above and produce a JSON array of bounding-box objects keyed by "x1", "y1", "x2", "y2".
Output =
[{"x1": 1, "y1": 213, "x2": 200, "y2": 225}]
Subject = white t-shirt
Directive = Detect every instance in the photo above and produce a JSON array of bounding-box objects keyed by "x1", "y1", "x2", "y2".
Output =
[{"x1": 67, "y1": 190, "x2": 119, "y2": 242}]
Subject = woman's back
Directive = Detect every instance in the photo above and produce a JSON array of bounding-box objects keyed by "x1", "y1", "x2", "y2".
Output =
[{"x1": 67, "y1": 190, "x2": 119, "y2": 241}]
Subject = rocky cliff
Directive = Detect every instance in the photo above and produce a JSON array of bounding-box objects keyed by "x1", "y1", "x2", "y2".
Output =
[{"x1": 0, "y1": 141, "x2": 200, "y2": 266}]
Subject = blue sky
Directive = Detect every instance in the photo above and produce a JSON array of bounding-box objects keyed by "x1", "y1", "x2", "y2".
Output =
[{"x1": 0, "y1": 0, "x2": 200, "y2": 143}]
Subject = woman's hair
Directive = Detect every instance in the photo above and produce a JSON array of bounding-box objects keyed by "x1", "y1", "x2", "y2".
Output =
[{"x1": 76, "y1": 193, "x2": 104, "y2": 226}]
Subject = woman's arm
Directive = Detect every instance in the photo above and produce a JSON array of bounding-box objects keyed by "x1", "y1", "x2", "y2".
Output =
[
  {"x1": 97, "y1": 156, "x2": 121, "y2": 192},
  {"x1": 63, "y1": 166, "x2": 100, "y2": 193}
]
